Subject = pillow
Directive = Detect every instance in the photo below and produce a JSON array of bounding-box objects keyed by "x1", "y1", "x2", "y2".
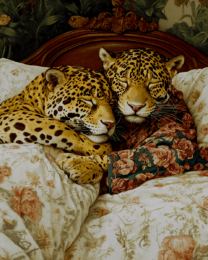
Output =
[
  {"x1": 172, "y1": 68, "x2": 208, "y2": 148},
  {"x1": 0, "y1": 58, "x2": 47, "y2": 103}
]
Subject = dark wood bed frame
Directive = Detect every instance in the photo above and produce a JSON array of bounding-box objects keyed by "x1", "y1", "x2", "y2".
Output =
[{"x1": 21, "y1": 29, "x2": 208, "y2": 72}]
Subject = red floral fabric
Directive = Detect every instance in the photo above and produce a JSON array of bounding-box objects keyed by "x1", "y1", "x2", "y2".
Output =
[{"x1": 107, "y1": 86, "x2": 208, "y2": 194}]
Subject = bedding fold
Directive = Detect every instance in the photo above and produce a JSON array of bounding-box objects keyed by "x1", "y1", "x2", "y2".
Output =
[{"x1": 0, "y1": 143, "x2": 99, "y2": 259}]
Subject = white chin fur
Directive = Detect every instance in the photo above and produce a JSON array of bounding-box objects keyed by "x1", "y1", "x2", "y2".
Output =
[
  {"x1": 83, "y1": 134, "x2": 109, "y2": 143},
  {"x1": 125, "y1": 115, "x2": 146, "y2": 124}
]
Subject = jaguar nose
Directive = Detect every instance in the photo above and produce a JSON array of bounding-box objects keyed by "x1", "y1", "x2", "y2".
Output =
[
  {"x1": 101, "y1": 120, "x2": 116, "y2": 130},
  {"x1": 128, "y1": 102, "x2": 145, "y2": 112}
]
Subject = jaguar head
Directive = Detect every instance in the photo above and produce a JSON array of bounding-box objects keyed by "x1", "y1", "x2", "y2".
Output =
[
  {"x1": 99, "y1": 48, "x2": 184, "y2": 123},
  {"x1": 45, "y1": 66, "x2": 116, "y2": 143}
]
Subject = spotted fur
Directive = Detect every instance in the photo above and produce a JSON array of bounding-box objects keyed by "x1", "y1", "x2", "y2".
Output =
[
  {"x1": 55, "y1": 48, "x2": 185, "y2": 185},
  {"x1": 0, "y1": 66, "x2": 116, "y2": 158},
  {"x1": 99, "y1": 48, "x2": 185, "y2": 123}
]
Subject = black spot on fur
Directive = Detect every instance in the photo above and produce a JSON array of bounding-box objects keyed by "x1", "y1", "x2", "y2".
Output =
[
  {"x1": 25, "y1": 138, "x2": 32, "y2": 143},
  {"x1": 34, "y1": 127, "x2": 42, "y2": 132},
  {"x1": 16, "y1": 140, "x2": 23, "y2": 144},
  {"x1": 14, "y1": 122, "x2": 25, "y2": 131},
  {"x1": 23, "y1": 132, "x2": 30, "y2": 136},
  {"x1": 54, "y1": 130, "x2": 63, "y2": 136},
  {"x1": 4, "y1": 127, "x2": 10, "y2": 132},
  {"x1": 68, "y1": 113, "x2": 78, "y2": 118},
  {"x1": 40, "y1": 134, "x2": 45, "y2": 140},
  {"x1": 30, "y1": 135, "x2": 37, "y2": 141},
  {"x1": 93, "y1": 145, "x2": 100, "y2": 150},
  {"x1": 10, "y1": 133, "x2": 17, "y2": 142}
]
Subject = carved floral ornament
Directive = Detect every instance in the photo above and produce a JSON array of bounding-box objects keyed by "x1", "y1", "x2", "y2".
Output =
[{"x1": 68, "y1": 3, "x2": 159, "y2": 34}]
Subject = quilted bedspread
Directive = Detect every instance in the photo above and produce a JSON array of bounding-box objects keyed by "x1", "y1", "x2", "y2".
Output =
[
  {"x1": 66, "y1": 170, "x2": 208, "y2": 260},
  {"x1": 0, "y1": 143, "x2": 99, "y2": 259}
]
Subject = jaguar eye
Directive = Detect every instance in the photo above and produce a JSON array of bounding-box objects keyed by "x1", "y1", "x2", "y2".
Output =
[
  {"x1": 119, "y1": 80, "x2": 128, "y2": 88},
  {"x1": 156, "y1": 94, "x2": 169, "y2": 103},
  {"x1": 148, "y1": 82, "x2": 162, "y2": 89},
  {"x1": 81, "y1": 98, "x2": 93, "y2": 106}
]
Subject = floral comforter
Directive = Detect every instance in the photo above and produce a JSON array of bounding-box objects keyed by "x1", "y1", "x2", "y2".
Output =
[
  {"x1": 0, "y1": 143, "x2": 99, "y2": 259},
  {"x1": 1, "y1": 59, "x2": 208, "y2": 259},
  {"x1": 2, "y1": 142, "x2": 208, "y2": 259},
  {"x1": 66, "y1": 170, "x2": 208, "y2": 260}
]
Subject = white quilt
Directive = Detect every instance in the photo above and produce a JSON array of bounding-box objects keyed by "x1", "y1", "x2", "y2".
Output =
[{"x1": 0, "y1": 144, "x2": 99, "y2": 259}]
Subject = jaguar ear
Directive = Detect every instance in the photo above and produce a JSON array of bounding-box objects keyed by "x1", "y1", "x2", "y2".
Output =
[
  {"x1": 99, "y1": 47, "x2": 115, "y2": 70},
  {"x1": 45, "y1": 68, "x2": 66, "y2": 91},
  {"x1": 166, "y1": 55, "x2": 185, "y2": 78}
]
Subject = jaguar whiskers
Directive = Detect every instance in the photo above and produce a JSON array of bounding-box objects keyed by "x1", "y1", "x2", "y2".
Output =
[{"x1": 150, "y1": 103, "x2": 186, "y2": 124}]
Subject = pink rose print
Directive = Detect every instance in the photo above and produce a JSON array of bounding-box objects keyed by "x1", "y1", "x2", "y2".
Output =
[
  {"x1": 165, "y1": 162, "x2": 184, "y2": 175},
  {"x1": 30, "y1": 155, "x2": 43, "y2": 164},
  {"x1": 184, "y1": 162, "x2": 191, "y2": 170},
  {"x1": 154, "y1": 122, "x2": 184, "y2": 138},
  {"x1": 114, "y1": 150, "x2": 137, "y2": 175},
  {"x1": 193, "y1": 163, "x2": 204, "y2": 171},
  {"x1": 0, "y1": 166, "x2": 12, "y2": 184},
  {"x1": 158, "y1": 234, "x2": 196, "y2": 260},
  {"x1": 111, "y1": 178, "x2": 140, "y2": 193},
  {"x1": 198, "y1": 102, "x2": 206, "y2": 112},
  {"x1": 46, "y1": 180, "x2": 55, "y2": 188},
  {"x1": 117, "y1": 150, "x2": 134, "y2": 159},
  {"x1": 147, "y1": 146, "x2": 175, "y2": 168},
  {"x1": 200, "y1": 125, "x2": 208, "y2": 136},
  {"x1": 198, "y1": 170, "x2": 208, "y2": 177},
  {"x1": 187, "y1": 90, "x2": 201, "y2": 105},
  {"x1": 182, "y1": 113, "x2": 194, "y2": 127},
  {"x1": 128, "y1": 196, "x2": 140, "y2": 204},
  {"x1": 107, "y1": 156, "x2": 112, "y2": 165},
  {"x1": 172, "y1": 138, "x2": 195, "y2": 161},
  {"x1": 135, "y1": 172, "x2": 155, "y2": 184},
  {"x1": 181, "y1": 128, "x2": 196, "y2": 140},
  {"x1": 11, "y1": 186, "x2": 40, "y2": 221}
]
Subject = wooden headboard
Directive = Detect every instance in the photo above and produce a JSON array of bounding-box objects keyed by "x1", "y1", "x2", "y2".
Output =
[{"x1": 21, "y1": 29, "x2": 208, "y2": 72}]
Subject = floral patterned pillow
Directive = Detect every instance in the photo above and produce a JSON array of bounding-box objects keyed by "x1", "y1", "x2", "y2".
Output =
[
  {"x1": 107, "y1": 86, "x2": 208, "y2": 194},
  {"x1": 172, "y1": 68, "x2": 208, "y2": 148},
  {"x1": 0, "y1": 58, "x2": 47, "y2": 103}
]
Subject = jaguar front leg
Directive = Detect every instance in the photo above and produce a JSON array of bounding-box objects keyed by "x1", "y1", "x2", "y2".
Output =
[{"x1": 0, "y1": 111, "x2": 111, "y2": 155}]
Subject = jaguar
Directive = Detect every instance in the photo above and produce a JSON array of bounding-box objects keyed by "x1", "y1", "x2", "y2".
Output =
[{"x1": 0, "y1": 65, "x2": 116, "y2": 181}]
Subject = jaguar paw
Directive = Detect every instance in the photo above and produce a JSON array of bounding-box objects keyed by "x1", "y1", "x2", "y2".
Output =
[{"x1": 56, "y1": 153, "x2": 104, "y2": 184}]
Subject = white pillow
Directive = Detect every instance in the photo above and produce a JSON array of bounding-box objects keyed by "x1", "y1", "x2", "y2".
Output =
[
  {"x1": 0, "y1": 58, "x2": 47, "y2": 103},
  {"x1": 172, "y1": 68, "x2": 208, "y2": 147}
]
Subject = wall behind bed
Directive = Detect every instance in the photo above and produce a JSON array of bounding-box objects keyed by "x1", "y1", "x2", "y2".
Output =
[{"x1": 0, "y1": 0, "x2": 207, "y2": 62}]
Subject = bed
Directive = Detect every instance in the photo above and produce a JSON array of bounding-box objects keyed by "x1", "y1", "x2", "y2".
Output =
[{"x1": 1, "y1": 28, "x2": 208, "y2": 260}]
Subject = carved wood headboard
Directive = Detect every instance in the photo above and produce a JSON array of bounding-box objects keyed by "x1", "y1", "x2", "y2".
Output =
[{"x1": 21, "y1": 29, "x2": 208, "y2": 72}]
